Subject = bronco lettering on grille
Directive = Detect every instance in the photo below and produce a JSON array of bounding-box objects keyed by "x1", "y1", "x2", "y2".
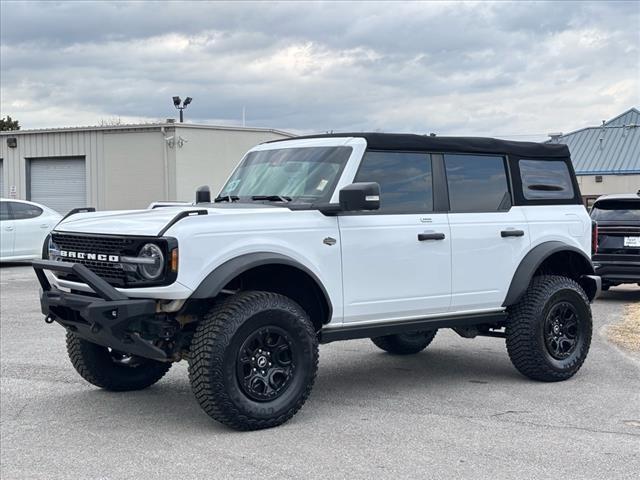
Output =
[{"x1": 59, "y1": 250, "x2": 120, "y2": 262}]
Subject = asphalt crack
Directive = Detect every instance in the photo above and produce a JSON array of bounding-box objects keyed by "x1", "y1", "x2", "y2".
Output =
[{"x1": 492, "y1": 417, "x2": 640, "y2": 438}]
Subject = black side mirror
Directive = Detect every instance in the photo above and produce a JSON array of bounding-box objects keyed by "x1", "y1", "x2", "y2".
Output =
[
  {"x1": 195, "y1": 185, "x2": 211, "y2": 204},
  {"x1": 339, "y1": 182, "x2": 380, "y2": 211}
]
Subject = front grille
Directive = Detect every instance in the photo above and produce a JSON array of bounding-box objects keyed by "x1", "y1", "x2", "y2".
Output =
[
  {"x1": 51, "y1": 233, "x2": 136, "y2": 255},
  {"x1": 51, "y1": 233, "x2": 137, "y2": 286},
  {"x1": 49, "y1": 232, "x2": 177, "y2": 288},
  {"x1": 63, "y1": 259, "x2": 127, "y2": 283}
]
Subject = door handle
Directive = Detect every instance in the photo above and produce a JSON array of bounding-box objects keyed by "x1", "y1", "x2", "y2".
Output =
[
  {"x1": 4, "y1": 226, "x2": 14, "y2": 231},
  {"x1": 501, "y1": 229, "x2": 525, "y2": 238},
  {"x1": 418, "y1": 232, "x2": 445, "y2": 241}
]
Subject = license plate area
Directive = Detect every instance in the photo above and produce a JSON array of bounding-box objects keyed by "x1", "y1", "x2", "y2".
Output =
[{"x1": 623, "y1": 236, "x2": 640, "y2": 247}]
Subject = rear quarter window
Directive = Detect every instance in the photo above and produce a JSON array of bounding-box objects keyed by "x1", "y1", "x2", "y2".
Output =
[
  {"x1": 519, "y1": 159, "x2": 575, "y2": 200},
  {"x1": 10, "y1": 202, "x2": 43, "y2": 220}
]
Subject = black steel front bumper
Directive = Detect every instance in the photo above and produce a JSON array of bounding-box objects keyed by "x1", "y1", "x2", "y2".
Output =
[{"x1": 33, "y1": 260, "x2": 169, "y2": 361}]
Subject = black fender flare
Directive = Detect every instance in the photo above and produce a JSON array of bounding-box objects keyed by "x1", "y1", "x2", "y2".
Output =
[
  {"x1": 502, "y1": 241, "x2": 595, "y2": 306},
  {"x1": 189, "y1": 252, "x2": 333, "y2": 320}
]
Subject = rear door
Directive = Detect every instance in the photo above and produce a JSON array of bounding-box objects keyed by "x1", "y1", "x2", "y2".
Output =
[
  {"x1": 445, "y1": 154, "x2": 530, "y2": 311},
  {"x1": 339, "y1": 151, "x2": 451, "y2": 324},
  {"x1": 1, "y1": 201, "x2": 15, "y2": 258}
]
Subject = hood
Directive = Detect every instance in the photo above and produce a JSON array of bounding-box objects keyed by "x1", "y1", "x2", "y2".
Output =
[{"x1": 55, "y1": 204, "x2": 283, "y2": 236}]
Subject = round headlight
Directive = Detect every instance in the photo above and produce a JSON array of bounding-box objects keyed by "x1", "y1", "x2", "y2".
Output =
[{"x1": 138, "y1": 243, "x2": 164, "y2": 280}]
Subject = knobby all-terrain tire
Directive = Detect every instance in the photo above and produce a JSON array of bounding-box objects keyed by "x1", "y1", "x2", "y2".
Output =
[
  {"x1": 66, "y1": 332, "x2": 171, "y2": 391},
  {"x1": 371, "y1": 330, "x2": 438, "y2": 355},
  {"x1": 188, "y1": 291, "x2": 319, "y2": 431},
  {"x1": 506, "y1": 275, "x2": 592, "y2": 382}
]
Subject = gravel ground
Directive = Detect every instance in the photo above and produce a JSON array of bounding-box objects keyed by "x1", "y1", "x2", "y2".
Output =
[
  {"x1": 606, "y1": 303, "x2": 640, "y2": 357},
  {"x1": 1, "y1": 264, "x2": 639, "y2": 480}
]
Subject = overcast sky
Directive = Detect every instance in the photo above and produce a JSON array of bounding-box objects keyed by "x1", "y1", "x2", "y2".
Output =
[{"x1": 1, "y1": 1, "x2": 638, "y2": 139}]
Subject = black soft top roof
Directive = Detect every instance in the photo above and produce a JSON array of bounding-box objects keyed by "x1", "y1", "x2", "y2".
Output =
[{"x1": 269, "y1": 132, "x2": 570, "y2": 159}]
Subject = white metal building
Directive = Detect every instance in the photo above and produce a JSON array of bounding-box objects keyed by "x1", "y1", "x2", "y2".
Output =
[{"x1": 0, "y1": 123, "x2": 292, "y2": 213}]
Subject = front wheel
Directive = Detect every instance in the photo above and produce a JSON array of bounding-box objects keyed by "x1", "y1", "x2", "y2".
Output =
[
  {"x1": 66, "y1": 333, "x2": 171, "y2": 391},
  {"x1": 506, "y1": 275, "x2": 592, "y2": 382},
  {"x1": 188, "y1": 291, "x2": 319, "y2": 431}
]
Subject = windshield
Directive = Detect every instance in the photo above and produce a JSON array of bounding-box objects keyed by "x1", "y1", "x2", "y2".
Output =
[
  {"x1": 219, "y1": 146, "x2": 352, "y2": 203},
  {"x1": 591, "y1": 200, "x2": 640, "y2": 222}
]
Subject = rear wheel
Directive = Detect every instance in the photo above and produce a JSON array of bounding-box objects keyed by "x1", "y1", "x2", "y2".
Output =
[
  {"x1": 66, "y1": 333, "x2": 171, "y2": 391},
  {"x1": 371, "y1": 330, "x2": 437, "y2": 355},
  {"x1": 188, "y1": 291, "x2": 318, "y2": 431},
  {"x1": 506, "y1": 275, "x2": 592, "y2": 382}
]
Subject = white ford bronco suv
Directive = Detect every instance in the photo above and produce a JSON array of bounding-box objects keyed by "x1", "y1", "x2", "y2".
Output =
[{"x1": 34, "y1": 133, "x2": 601, "y2": 430}]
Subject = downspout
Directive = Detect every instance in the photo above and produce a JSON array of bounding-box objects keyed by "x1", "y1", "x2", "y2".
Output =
[{"x1": 161, "y1": 126, "x2": 169, "y2": 200}]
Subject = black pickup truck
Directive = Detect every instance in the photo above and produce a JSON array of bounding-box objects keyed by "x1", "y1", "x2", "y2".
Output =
[{"x1": 591, "y1": 192, "x2": 640, "y2": 289}]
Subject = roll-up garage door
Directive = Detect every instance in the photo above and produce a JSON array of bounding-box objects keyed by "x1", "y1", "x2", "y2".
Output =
[
  {"x1": 0, "y1": 159, "x2": 4, "y2": 197},
  {"x1": 29, "y1": 157, "x2": 86, "y2": 214}
]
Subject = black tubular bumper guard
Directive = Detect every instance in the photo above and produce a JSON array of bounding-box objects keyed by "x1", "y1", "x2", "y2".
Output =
[{"x1": 33, "y1": 260, "x2": 168, "y2": 361}]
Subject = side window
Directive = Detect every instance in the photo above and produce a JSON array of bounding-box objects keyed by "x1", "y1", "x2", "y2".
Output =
[
  {"x1": 355, "y1": 151, "x2": 433, "y2": 213},
  {"x1": 519, "y1": 159, "x2": 575, "y2": 200},
  {"x1": 10, "y1": 202, "x2": 43, "y2": 220},
  {"x1": 0, "y1": 202, "x2": 11, "y2": 221},
  {"x1": 445, "y1": 154, "x2": 509, "y2": 212}
]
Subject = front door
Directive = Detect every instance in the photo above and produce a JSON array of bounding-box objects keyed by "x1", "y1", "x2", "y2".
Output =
[
  {"x1": 339, "y1": 151, "x2": 451, "y2": 324},
  {"x1": 11, "y1": 202, "x2": 47, "y2": 257}
]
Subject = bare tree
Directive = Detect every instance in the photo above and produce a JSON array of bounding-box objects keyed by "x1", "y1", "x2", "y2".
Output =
[{"x1": 99, "y1": 116, "x2": 123, "y2": 126}]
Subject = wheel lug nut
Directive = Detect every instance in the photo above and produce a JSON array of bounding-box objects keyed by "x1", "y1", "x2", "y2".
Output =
[
  {"x1": 261, "y1": 370, "x2": 265, "y2": 375},
  {"x1": 268, "y1": 362, "x2": 272, "y2": 366},
  {"x1": 253, "y1": 368, "x2": 257, "y2": 372}
]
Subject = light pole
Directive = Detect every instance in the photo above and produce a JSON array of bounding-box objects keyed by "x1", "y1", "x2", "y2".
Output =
[{"x1": 172, "y1": 96, "x2": 192, "y2": 123}]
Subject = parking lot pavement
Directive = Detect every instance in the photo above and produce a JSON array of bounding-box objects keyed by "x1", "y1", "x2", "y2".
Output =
[{"x1": 1, "y1": 264, "x2": 638, "y2": 480}]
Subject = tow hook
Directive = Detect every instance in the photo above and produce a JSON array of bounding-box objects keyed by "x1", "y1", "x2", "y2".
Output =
[{"x1": 44, "y1": 314, "x2": 56, "y2": 324}]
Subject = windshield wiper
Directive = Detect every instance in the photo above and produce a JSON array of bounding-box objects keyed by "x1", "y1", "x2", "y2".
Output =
[
  {"x1": 251, "y1": 195, "x2": 292, "y2": 202},
  {"x1": 213, "y1": 195, "x2": 240, "y2": 203}
]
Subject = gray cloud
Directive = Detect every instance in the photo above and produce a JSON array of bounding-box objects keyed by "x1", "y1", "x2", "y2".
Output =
[{"x1": 1, "y1": 1, "x2": 638, "y2": 138}]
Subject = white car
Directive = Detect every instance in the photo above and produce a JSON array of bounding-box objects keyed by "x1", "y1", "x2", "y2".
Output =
[
  {"x1": 0, "y1": 199, "x2": 62, "y2": 262},
  {"x1": 34, "y1": 133, "x2": 601, "y2": 431}
]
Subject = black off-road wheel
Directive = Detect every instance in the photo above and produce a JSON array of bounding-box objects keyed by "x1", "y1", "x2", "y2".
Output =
[
  {"x1": 66, "y1": 333, "x2": 171, "y2": 391},
  {"x1": 371, "y1": 330, "x2": 438, "y2": 355},
  {"x1": 188, "y1": 291, "x2": 319, "y2": 431},
  {"x1": 506, "y1": 275, "x2": 592, "y2": 382}
]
